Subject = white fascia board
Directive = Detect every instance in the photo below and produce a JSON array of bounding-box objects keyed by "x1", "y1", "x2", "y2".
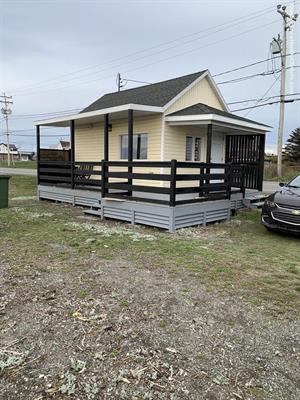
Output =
[
  {"x1": 163, "y1": 70, "x2": 229, "y2": 113},
  {"x1": 35, "y1": 103, "x2": 164, "y2": 126},
  {"x1": 205, "y1": 71, "x2": 229, "y2": 112},
  {"x1": 165, "y1": 114, "x2": 272, "y2": 132},
  {"x1": 163, "y1": 71, "x2": 209, "y2": 111}
]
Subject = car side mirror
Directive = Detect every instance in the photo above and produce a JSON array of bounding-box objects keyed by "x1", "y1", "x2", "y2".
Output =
[{"x1": 279, "y1": 182, "x2": 286, "y2": 187}]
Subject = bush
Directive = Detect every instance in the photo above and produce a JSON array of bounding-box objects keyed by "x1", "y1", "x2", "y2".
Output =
[{"x1": 264, "y1": 162, "x2": 299, "y2": 181}]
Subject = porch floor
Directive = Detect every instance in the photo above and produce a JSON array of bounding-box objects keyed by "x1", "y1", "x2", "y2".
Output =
[{"x1": 38, "y1": 184, "x2": 245, "y2": 231}]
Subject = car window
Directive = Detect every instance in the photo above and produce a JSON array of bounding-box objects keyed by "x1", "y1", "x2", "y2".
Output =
[{"x1": 288, "y1": 175, "x2": 300, "y2": 188}]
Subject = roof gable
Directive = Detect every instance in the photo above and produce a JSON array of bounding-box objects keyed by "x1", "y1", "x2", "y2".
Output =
[
  {"x1": 81, "y1": 70, "x2": 207, "y2": 113},
  {"x1": 168, "y1": 103, "x2": 271, "y2": 128},
  {"x1": 164, "y1": 72, "x2": 228, "y2": 114}
]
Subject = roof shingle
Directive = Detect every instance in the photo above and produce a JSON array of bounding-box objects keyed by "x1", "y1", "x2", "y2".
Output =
[
  {"x1": 167, "y1": 103, "x2": 271, "y2": 127},
  {"x1": 81, "y1": 70, "x2": 207, "y2": 113}
]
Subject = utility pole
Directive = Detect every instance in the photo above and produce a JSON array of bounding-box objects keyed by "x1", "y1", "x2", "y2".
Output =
[
  {"x1": 274, "y1": 4, "x2": 298, "y2": 177},
  {"x1": 0, "y1": 93, "x2": 13, "y2": 167},
  {"x1": 116, "y1": 73, "x2": 123, "y2": 92}
]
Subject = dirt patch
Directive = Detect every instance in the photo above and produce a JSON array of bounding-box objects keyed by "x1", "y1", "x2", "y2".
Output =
[
  {"x1": 1, "y1": 256, "x2": 299, "y2": 399},
  {"x1": 0, "y1": 199, "x2": 299, "y2": 399}
]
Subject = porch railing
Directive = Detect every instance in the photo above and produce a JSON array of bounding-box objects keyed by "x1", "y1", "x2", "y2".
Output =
[
  {"x1": 38, "y1": 161, "x2": 102, "y2": 189},
  {"x1": 102, "y1": 160, "x2": 244, "y2": 206},
  {"x1": 38, "y1": 160, "x2": 245, "y2": 206}
]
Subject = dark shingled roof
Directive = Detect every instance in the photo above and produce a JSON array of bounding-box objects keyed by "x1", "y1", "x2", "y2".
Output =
[
  {"x1": 81, "y1": 70, "x2": 207, "y2": 113},
  {"x1": 0, "y1": 143, "x2": 18, "y2": 151},
  {"x1": 168, "y1": 103, "x2": 271, "y2": 127}
]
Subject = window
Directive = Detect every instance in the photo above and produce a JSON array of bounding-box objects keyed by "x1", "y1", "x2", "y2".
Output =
[
  {"x1": 185, "y1": 136, "x2": 201, "y2": 161},
  {"x1": 121, "y1": 133, "x2": 148, "y2": 160}
]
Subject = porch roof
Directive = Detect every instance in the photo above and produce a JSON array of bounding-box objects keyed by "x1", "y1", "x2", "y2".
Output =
[
  {"x1": 35, "y1": 103, "x2": 164, "y2": 127},
  {"x1": 165, "y1": 103, "x2": 272, "y2": 133}
]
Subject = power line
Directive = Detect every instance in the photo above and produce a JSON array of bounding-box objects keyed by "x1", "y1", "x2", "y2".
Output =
[
  {"x1": 212, "y1": 52, "x2": 299, "y2": 77},
  {"x1": 243, "y1": 76, "x2": 280, "y2": 117},
  {"x1": 9, "y1": 3, "x2": 281, "y2": 95},
  {"x1": 11, "y1": 18, "x2": 280, "y2": 97},
  {"x1": 0, "y1": 133, "x2": 68, "y2": 137},
  {"x1": 10, "y1": 108, "x2": 81, "y2": 117},
  {"x1": 231, "y1": 97, "x2": 300, "y2": 112},
  {"x1": 217, "y1": 65, "x2": 300, "y2": 85},
  {"x1": 227, "y1": 91, "x2": 300, "y2": 105}
]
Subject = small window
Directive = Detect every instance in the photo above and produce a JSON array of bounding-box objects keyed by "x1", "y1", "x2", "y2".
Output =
[
  {"x1": 121, "y1": 133, "x2": 148, "y2": 160},
  {"x1": 185, "y1": 136, "x2": 201, "y2": 161},
  {"x1": 185, "y1": 137, "x2": 193, "y2": 161}
]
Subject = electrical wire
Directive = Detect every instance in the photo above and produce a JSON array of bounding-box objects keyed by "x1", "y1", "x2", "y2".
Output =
[
  {"x1": 9, "y1": 3, "x2": 282, "y2": 95},
  {"x1": 231, "y1": 98, "x2": 300, "y2": 112},
  {"x1": 227, "y1": 91, "x2": 300, "y2": 105},
  {"x1": 11, "y1": 19, "x2": 280, "y2": 97}
]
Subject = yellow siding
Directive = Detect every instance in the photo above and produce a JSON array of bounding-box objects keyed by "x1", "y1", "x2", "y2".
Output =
[
  {"x1": 74, "y1": 114, "x2": 163, "y2": 186},
  {"x1": 74, "y1": 114, "x2": 162, "y2": 161},
  {"x1": 73, "y1": 77, "x2": 226, "y2": 188},
  {"x1": 163, "y1": 124, "x2": 207, "y2": 162},
  {"x1": 165, "y1": 76, "x2": 225, "y2": 115}
]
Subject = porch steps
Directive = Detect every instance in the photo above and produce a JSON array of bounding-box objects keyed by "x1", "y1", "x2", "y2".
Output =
[
  {"x1": 84, "y1": 201, "x2": 102, "y2": 217},
  {"x1": 243, "y1": 194, "x2": 268, "y2": 209}
]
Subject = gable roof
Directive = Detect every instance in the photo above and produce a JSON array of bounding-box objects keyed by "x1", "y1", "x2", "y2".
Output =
[
  {"x1": 81, "y1": 70, "x2": 207, "y2": 113},
  {"x1": 167, "y1": 103, "x2": 271, "y2": 128},
  {"x1": 59, "y1": 140, "x2": 70, "y2": 148},
  {"x1": 0, "y1": 143, "x2": 18, "y2": 151}
]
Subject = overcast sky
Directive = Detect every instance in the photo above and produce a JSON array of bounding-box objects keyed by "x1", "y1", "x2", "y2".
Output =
[{"x1": 0, "y1": 0, "x2": 299, "y2": 152}]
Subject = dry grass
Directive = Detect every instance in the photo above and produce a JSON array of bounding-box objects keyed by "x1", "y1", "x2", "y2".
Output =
[{"x1": 0, "y1": 177, "x2": 299, "y2": 399}]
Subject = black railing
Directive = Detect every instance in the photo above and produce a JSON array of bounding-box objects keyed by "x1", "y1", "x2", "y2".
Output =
[
  {"x1": 102, "y1": 160, "x2": 244, "y2": 206},
  {"x1": 38, "y1": 160, "x2": 244, "y2": 206},
  {"x1": 38, "y1": 161, "x2": 102, "y2": 190}
]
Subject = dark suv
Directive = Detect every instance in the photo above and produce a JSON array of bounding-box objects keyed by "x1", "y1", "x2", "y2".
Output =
[{"x1": 261, "y1": 174, "x2": 300, "y2": 235}]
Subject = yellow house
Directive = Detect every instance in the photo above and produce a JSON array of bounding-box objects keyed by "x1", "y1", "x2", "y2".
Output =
[{"x1": 35, "y1": 70, "x2": 271, "y2": 231}]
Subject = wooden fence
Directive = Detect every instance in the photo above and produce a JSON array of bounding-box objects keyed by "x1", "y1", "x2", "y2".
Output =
[{"x1": 38, "y1": 160, "x2": 245, "y2": 206}]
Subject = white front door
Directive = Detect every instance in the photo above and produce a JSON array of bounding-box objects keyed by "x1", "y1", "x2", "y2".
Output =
[
  {"x1": 210, "y1": 132, "x2": 225, "y2": 183},
  {"x1": 211, "y1": 132, "x2": 224, "y2": 163}
]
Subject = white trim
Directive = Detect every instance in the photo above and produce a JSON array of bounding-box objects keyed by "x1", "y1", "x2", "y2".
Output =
[
  {"x1": 35, "y1": 103, "x2": 164, "y2": 126},
  {"x1": 165, "y1": 114, "x2": 272, "y2": 132},
  {"x1": 160, "y1": 115, "x2": 165, "y2": 162},
  {"x1": 159, "y1": 115, "x2": 166, "y2": 187},
  {"x1": 163, "y1": 71, "x2": 208, "y2": 111},
  {"x1": 206, "y1": 71, "x2": 229, "y2": 112},
  {"x1": 163, "y1": 71, "x2": 229, "y2": 113},
  {"x1": 185, "y1": 136, "x2": 202, "y2": 162}
]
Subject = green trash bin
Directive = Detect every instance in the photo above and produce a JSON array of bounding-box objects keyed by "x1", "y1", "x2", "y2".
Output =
[{"x1": 0, "y1": 175, "x2": 10, "y2": 209}]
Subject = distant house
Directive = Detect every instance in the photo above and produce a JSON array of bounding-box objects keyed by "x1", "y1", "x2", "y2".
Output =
[
  {"x1": 57, "y1": 140, "x2": 70, "y2": 150},
  {"x1": 0, "y1": 143, "x2": 19, "y2": 161},
  {"x1": 19, "y1": 150, "x2": 35, "y2": 161}
]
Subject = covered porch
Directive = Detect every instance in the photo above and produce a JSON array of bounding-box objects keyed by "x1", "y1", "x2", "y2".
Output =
[{"x1": 35, "y1": 103, "x2": 268, "y2": 230}]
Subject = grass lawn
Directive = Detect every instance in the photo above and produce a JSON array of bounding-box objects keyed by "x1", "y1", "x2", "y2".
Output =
[
  {"x1": 0, "y1": 176, "x2": 299, "y2": 399},
  {"x1": 8, "y1": 175, "x2": 36, "y2": 199},
  {"x1": 0, "y1": 160, "x2": 36, "y2": 169}
]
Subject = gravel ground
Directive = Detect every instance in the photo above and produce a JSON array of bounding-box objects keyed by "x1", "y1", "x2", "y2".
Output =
[
  {"x1": 0, "y1": 251, "x2": 299, "y2": 399},
  {"x1": 0, "y1": 197, "x2": 299, "y2": 399}
]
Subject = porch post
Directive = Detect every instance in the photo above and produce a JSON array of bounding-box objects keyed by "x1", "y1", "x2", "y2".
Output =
[
  {"x1": 206, "y1": 123, "x2": 213, "y2": 186},
  {"x1": 206, "y1": 123, "x2": 213, "y2": 163},
  {"x1": 70, "y1": 120, "x2": 75, "y2": 189},
  {"x1": 102, "y1": 113, "x2": 109, "y2": 197},
  {"x1": 36, "y1": 125, "x2": 40, "y2": 185},
  {"x1": 128, "y1": 109, "x2": 133, "y2": 196},
  {"x1": 258, "y1": 134, "x2": 266, "y2": 191},
  {"x1": 104, "y1": 114, "x2": 109, "y2": 161}
]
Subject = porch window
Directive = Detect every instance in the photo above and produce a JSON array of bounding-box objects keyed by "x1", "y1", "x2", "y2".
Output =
[
  {"x1": 185, "y1": 136, "x2": 201, "y2": 161},
  {"x1": 121, "y1": 133, "x2": 148, "y2": 160}
]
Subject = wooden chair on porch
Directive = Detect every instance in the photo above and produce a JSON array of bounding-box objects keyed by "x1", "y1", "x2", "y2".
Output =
[{"x1": 74, "y1": 163, "x2": 94, "y2": 181}]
